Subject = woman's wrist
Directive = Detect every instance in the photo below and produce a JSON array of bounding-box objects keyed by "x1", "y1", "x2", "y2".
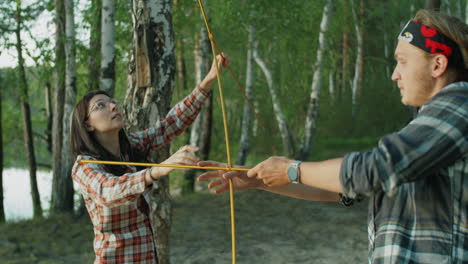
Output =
[
  {"x1": 199, "y1": 76, "x2": 215, "y2": 92},
  {"x1": 150, "y1": 167, "x2": 162, "y2": 181}
]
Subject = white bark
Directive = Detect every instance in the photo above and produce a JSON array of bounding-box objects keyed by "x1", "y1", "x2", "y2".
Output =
[
  {"x1": 101, "y1": 0, "x2": 115, "y2": 95},
  {"x1": 298, "y1": 0, "x2": 333, "y2": 160},
  {"x1": 236, "y1": 26, "x2": 255, "y2": 165},
  {"x1": 383, "y1": 30, "x2": 390, "y2": 78},
  {"x1": 125, "y1": 1, "x2": 176, "y2": 263},
  {"x1": 190, "y1": 26, "x2": 210, "y2": 148},
  {"x1": 457, "y1": 0, "x2": 463, "y2": 19},
  {"x1": 182, "y1": 25, "x2": 212, "y2": 194},
  {"x1": 253, "y1": 43, "x2": 295, "y2": 157},
  {"x1": 329, "y1": 71, "x2": 335, "y2": 102},
  {"x1": 60, "y1": 0, "x2": 76, "y2": 211},
  {"x1": 350, "y1": 0, "x2": 362, "y2": 116},
  {"x1": 410, "y1": 3, "x2": 415, "y2": 15},
  {"x1": 466, "y1": 1, "x2": 468, "y2": 24}
]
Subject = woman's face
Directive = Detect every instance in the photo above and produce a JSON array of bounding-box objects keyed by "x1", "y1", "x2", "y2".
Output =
[{"x1": 86, "y1": 94, "x2": 124, "y2": 134}]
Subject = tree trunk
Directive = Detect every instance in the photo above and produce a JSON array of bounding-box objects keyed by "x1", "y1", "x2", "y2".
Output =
[
  {"x1": 236, "y1": 25, "x2": 255, "y2": 165},
  {"x1": 57, "y1": 0, "x2": 76, "y2": 213},
  {"x1": 456, "y1": 0, "x2": 462, "y2": 18},
  {"x1": 385, "y1": 34, "x2": 393, "y2": 74},
  {"x1": 253, "y1": 40, "x2": 295, "y2": 157},
  {"x1": 15, "y1": 0, "x2": 42, "y2": 218},
  {"x1": 182, "y1": 26, "x2": 212, "y2": 194},
  {"x1": 350, "y1": 0, "x2": 363, "y2": 117},
  {"x1": 329, "y1": 71, "x2": 335, "y2": 102},
  {"x1": 125, "y1": 1, "x2": 176, "y2": 263},
  {"x1": 297, "y1": 0, "x2": 333, "y2": 160},
  {"x1": 44, "y1": 82, "x2": 52, "y2": 153},
  {"x1": 0, "y1": 72, "x2": 4, "y2": 223},
  {"x1": 425, "y1": 0, "x2": 441, "y2": 11},
  {"x1": 341, "y1": 31, "x2": 349, "y2": 99},
  {"x1": 101, "y1": 0, "x2": 115, "y2": 96},
  {"x1": 51, "y1": 0, "x2": 66, "y2": 214},
  {"x1": 88, "y1": 0, "x2": 102, "y2": 92},
  {"x1": 176, "y1": 39, "x2": 187, "y2": 96},
  {"x1": 465, "y1": 1, "x2": 468, "y2": 24}
]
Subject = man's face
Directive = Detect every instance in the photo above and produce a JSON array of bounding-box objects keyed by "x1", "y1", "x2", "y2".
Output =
[{"x1": 391, "y1": 40, "x2": 436, "y2": 107}]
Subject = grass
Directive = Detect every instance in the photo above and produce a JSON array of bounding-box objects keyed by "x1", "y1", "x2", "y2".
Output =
[{"x1": 0, "y1": 190, "x2": 368, "y2": 264}]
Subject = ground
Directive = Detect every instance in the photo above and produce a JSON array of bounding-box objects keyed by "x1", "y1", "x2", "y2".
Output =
[{"x1": 0, "y1": 189, "x2": 368, "y2": 264}]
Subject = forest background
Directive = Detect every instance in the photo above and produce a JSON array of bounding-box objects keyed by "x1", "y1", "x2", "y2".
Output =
[{"x1": 0, "y1": 0, "x2": 465, "y2": 263}]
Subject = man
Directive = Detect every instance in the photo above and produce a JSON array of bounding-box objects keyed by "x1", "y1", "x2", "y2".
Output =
[{"x1": 198, "y1": 10, "x2": 468, "y2": 263}]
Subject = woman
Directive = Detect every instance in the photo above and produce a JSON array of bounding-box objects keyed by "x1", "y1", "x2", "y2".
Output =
[{"x1": 71, "y1": 55, "x2": 228, "y2": 263}]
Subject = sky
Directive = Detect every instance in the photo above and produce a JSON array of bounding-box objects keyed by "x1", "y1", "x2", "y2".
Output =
[
  {"x1": 0, "y1": 7, "x2": 55, "y2": 68},
  {"x1": 0, "y1": 0, "x2": 89, "y2": 69}
]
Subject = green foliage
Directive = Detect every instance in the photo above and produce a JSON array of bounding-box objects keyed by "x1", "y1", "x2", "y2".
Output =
[{"x1": 0, "y1": 0, "x2": 435, "y2": 170}]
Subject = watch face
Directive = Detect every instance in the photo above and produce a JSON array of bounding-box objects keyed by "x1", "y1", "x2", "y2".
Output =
[{"x1": 288, "y1": 164, "x2": 297, "y2": 182}]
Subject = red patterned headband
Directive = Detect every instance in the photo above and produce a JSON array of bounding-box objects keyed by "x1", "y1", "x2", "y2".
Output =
[{"x1": 398, "y1": 20, "x2": 466, "y2": 69}]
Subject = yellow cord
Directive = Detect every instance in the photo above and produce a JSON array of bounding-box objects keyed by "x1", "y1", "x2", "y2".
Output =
[
  {"x1": 80, "y1": 160, "x2": 249, "y2": 171},
  {"x1": 196, "y1": 1, "x2": 236, "y2": 262}
]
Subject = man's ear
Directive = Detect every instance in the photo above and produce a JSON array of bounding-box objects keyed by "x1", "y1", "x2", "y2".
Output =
[{"x1": 431, "y1": 54, "x2": 449, "y2": 78}]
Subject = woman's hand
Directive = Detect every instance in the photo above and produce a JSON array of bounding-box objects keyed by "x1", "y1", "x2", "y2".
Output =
[
  {"x1": 197, "y1": 161, "x2": 263, "y2": 194},
  {"x1": 150, "y1": 145, "x2": 199, "y2": 180},
  {"x1": 199, "y1": 53, "x2": 230, "y2": 92}
]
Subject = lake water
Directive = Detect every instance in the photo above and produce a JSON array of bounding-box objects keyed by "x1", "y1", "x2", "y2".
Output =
[
  {"x1": 2, "y1": 168, "x2": 188, "y2": 222},
  {"x1": 3, "y1": 168, "x2": 54, "y2": 221}
]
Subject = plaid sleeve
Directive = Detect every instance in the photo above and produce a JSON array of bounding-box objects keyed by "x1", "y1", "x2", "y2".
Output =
[
  {"x1": 128, "y1": 86, "x2": 209, "y2": 154},
  {"x1": 71, "y1": 155, "x2": 149, "y2": 207},
  {"x1": 340, "y1": 82, "x2": 468, "y2": 199}
]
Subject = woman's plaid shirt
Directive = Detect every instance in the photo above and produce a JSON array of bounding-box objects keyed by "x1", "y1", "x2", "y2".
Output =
[
  {"x1": 72, "y1": 87, "x2": 209, "y2": 264},
  {"x1": 340, "y1": 82, "x2": 468, "y2": 264}
]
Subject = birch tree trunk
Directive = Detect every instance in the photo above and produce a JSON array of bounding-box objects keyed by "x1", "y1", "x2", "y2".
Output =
[
  {"x1": 465, "y1": 1, "x2": 468, "y2": 24},
  {"x1": 341, "y1": 31, "x2": 349, "y2": 99},
  {"x1": 176, "y1": 39, "x2": 187, "y2": 95},
  {"x1": 57, "y1": 0, "x2": 76, "y2": 213},
  {"x1": 383, "y1": 10, "x2": 391, "y2": 79},
  {"x1": 329, "y1": 71, "x2": 335, "y2": 102},
  {"x1": 51, "y1": 0, "x2": 66, "y2": 214},
  {"x1": 125, "y1": 1, "x2": 176, "y2": 262},
  {"x1": 101, "y1": 0, "x2": 115, "y2": 95},
  {"x1": 0, "y1": 73, "x2": 4, "y2": 223},
  {"x1": 456, "y1": 0, "x2": 462, "y2": 18},
  {"x1": 236, "y1": 25, "x2": 255, "y2": 165},
  {"x1": 88, "y1": 0, "x2": 102, "y2": 91},
  {"x1": 182, "y1": 26, "x2": 212, "y2": 194},
  {"x1": 253, "y1": 40, "x2": 295, "y2": 157},
  {"x1": 297, "y1": 0, "x2": 333, "y2": 160},
  {"x1": 350, "y1": 0, "x2": 363, "y2": 117},
  {"x1": 425, "y1": 0, "x2": 441, "y2": 11},
  {"x1": 15, "y1": 0, "x2": 42, "y2": 218},
  {"x1": 45, "y1": 82, "x2": 52, "y2": 153}
]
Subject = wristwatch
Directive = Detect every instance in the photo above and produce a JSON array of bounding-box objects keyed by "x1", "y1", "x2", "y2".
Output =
[{"x1": 287, "y1": 160, "x2": 302, "y2": 184}]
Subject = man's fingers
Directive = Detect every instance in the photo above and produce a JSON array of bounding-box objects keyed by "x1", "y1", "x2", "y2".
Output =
[
  {"x1": 223, "y1": 171, "x2": 244, "y2": 180},
  {"x1": 207, "y1": 178, "x2": 224, "y2": 189},
  {"x1": 198, "y1": 160, "x2": 225, "y2": 168},
  {"x1": 247, "y1": 163, "x2": 261, "y2": 178},
  {"x1": 197, "y1": 171, "x2": 222, "y2": 181},
  {"x1": 214, "y1": 184, "x2": 229, "y2": 194}
]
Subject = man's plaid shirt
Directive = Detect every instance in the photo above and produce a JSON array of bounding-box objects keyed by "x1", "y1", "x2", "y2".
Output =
[
  {"x1": 340, "y1": 81, "x2": 468, "y2": 264},
  {"x1": 72, "y1": 87, "x2": 209, "y2": 263}
]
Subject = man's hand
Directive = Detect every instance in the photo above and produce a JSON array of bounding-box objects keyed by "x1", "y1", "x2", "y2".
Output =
[
  {"x1": 247, "y1": 156, "x2": 294, "y2": 187},
  {"x1": 197, "y1": 161, "x2": 262, "y2": 194}
]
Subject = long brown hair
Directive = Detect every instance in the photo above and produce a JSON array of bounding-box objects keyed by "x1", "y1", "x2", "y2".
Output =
[
  {"x1": 71, "y1": 90, "x2": 146, "y2": 175},
  {"x1": 414, "y1": 9, "x2": 468, "y2": 82}
]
